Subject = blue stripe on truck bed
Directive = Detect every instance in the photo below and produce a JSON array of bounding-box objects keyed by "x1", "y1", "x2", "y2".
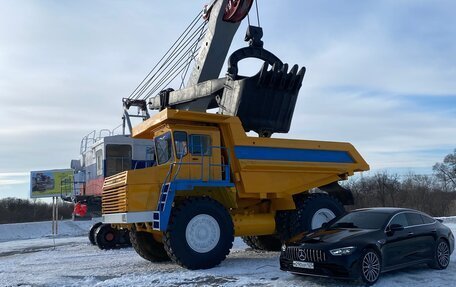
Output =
[{"x1": 234, "y1": 146, "x2": 355, "y2": 163}]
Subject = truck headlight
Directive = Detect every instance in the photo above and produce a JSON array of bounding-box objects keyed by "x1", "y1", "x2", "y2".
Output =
[
  {"x1": 330, "y1": 246, "x2": 356, "y2": 256},
  {"x1": 281, "y1": 244, "x2": 287, "y2": 252}
]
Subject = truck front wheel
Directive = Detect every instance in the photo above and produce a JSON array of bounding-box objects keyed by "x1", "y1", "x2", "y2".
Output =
[
  {"x1": 130, "y1": 227, "x2": 169, "y2": 262},
  {"x1": 163, "y1": 197, "x2": 234, "y2": 269}
]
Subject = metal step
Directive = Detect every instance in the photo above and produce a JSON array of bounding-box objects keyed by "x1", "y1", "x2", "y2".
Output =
[
  {"x1": 152, "y1": 211, "x2": 160, "y2": 230},
  {"x1": 152, "y1": 182, "x2": 174, "y2": 231}
]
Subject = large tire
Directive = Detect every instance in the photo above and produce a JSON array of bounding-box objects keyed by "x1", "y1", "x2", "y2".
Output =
[
  {"x1": 163, "y1": 197, "x2": 234, "y2": 270},
  {"x1": 429, "y1": 239, "x2": 451, "y2": 270},
  {"x1": 359, "y1": 249, "x2": 382, "y2": 285},
  {"x1": 241, "y1": 235, "x2": 282, "y2": 251},
  {"x1": 116, "y1": 228, "x2": 132, "y2": 247},
  {"x1": 241, "y1": 236, "x2": 257, "y2": 249},
  {"x1": 130, "y1": 227, "x2": 170, "y2": 262},
  {"x1": 276, "y1": 193, "x2": 345, "y2": 240},
  {"x1": 88, "y1": 222, "x2": 103, "y2": 245},
  {"x1": 94, "y1": 224, "x2": 117, "y2": 250}
]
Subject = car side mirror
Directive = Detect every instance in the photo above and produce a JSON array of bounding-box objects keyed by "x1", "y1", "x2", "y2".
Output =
[
  {"x1": 388, "y1": 224, "x2": 404, "y2": 232},
  {"x1": 322, "y1": 222, "x2": 329, "y2": 229}
]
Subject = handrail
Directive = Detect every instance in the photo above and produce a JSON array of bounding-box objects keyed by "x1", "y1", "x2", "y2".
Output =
[
  {"x1": 98, "y1": 129, "x2": 112, "y2": 140},
  {"x1": 80, "y1": 130, "x2": 96, "y2": 154}
]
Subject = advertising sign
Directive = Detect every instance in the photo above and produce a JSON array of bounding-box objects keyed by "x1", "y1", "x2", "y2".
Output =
[{"x1": 30, "y1": 169, "x2": 74, "y2": 198}]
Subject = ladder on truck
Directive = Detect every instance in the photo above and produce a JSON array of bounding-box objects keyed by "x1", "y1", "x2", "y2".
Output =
[{"x1": 152, "y1": 146, "x2": 233, "y2": 231}]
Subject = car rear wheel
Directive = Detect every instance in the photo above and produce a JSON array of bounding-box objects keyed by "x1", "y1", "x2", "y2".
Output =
[
  {"x1": 429, "y1": 239, "x2": 450, "y2": 270},
  {"x1": 359, "y1": 249, "x2": 381, "y2": 285}
]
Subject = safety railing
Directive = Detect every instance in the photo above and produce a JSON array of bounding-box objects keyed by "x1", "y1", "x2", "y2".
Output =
[
  {"x1": 164, "y1": 146, "x2": 232, "y2": 185},
  {"x1": 80, "y1": 130, "x2": 96, "y2": 154},
  {"x1": 79, "y1": 128, "x2": 126, "y2": 154}
]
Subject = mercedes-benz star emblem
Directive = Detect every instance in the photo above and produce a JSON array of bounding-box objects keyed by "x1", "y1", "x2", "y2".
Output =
[{"x1": 298, "y1": 249, "x2": 306, "y2": 261}]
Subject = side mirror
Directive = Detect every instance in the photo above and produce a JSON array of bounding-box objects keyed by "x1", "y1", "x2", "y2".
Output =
[
  {"x1": 388, "y1": 224, "x2": 404, "y2": 232},
  {"x1": 322, "y1": 222, "x2": 329, "y2": 229}
]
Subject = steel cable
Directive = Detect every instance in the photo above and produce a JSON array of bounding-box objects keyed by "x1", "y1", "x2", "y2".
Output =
[
  {"x1": 135, "y1": 22, "x2": 207, "y2": 100},
  {"x1": 131, "y1": 20, "x2": 205, "y2": 100},
  {"x1": 129, "y1": 12, "x2": 206, "y2": 99},
  {"x1": 128, "y1": 10, "x2": 202, "y2": 99}
]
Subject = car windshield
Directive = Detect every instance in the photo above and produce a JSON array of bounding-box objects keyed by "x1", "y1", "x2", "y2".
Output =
[
  {"x1": 329, "y1": 211, "x2": 391, "y2": 230},
  {"x1": 154, "y1": 132, "x2": 173, "y2": 165}
]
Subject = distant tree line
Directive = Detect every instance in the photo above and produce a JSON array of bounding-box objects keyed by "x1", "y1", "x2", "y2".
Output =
[
  {"x1": 0, "y1": 198, "x2": 73, "y2": 224},
  {"x1": 345, "y1": 149, "x2": 456, "y2": 217},
  {"x1": 1, "y1": 150, "x2": 455, "y2": 223}
]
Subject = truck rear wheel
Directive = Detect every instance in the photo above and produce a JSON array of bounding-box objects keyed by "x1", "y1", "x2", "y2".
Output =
[
  {"x1": 241, "y1": 235, "x2": 282, "y2": 251},
  {"x1": 163, "y1": 197, "x2": 234, "y2": 269},
  {"x1": 276, "y1": 193, "x2": 345, "y2": 240},
  {"x1": 130, "y1": 227, "x2": 169, "y2": 262},
  {"x1": 88, "y1": 222, "x2": 102, "y2": 245},
  {"x1": 116, "y1": 228, "x2": 132, "y2": 247}
]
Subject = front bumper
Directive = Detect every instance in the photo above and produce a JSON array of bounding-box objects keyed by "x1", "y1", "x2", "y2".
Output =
[
  {"x1": 102, "y1": 211, "x2": 154, "y2": 224},
  {"x1": 280, "y1": 248, "x2": 360, "y2": 280}
]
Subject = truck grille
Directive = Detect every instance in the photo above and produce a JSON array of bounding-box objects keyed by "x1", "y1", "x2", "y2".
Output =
[
  {"x1": 284, "y1": 246, "x2": 326, "y2": 262},
  {"x1": 102, "y1": 171, "x2": 128, "y2": 214}
]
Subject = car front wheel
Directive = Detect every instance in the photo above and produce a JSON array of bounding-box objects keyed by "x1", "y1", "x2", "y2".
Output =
[{"x1": 359, "y1": 249, "x2": 381, "y2": 285}]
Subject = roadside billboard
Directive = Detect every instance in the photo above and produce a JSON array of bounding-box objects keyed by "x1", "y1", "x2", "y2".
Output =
[{"x1": 30, "y1": 169, "x2": 73, "y2": 198}]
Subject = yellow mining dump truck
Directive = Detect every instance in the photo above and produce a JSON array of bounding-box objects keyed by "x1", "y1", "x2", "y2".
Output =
[
  {"x1": 102, "y1": 109, "x2": 369, "y2": 269},
  {"x1": 100, "y1": 0, "x2": 369, "y2": 270}
]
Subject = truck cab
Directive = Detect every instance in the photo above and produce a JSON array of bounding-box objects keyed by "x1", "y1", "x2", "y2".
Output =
[{"x1": 102, "y1": 117, "x2": 234, "y2": 227}]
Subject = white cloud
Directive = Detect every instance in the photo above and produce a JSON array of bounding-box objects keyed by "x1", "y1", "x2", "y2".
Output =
[
  {"x1": 0, "y1": 0, "x2": 455, "y2": 197},
  {"x1": 0, "y1": 173, "x2": 29, "y2": 187}
]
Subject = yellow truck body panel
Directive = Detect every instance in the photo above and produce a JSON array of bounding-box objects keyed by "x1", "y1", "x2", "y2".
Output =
[{"x1": 102, "y1": 108, "x2": 369, "y2": 235}]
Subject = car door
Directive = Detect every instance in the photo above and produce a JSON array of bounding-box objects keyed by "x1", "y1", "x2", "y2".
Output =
[
  {"x1": 404, "y1": 212, "x2": 436, "y2": 262},
  {"x1": 420, "y1": 214, "x2": 439, "y2": 258},
  {"x1": 383, "y1": 213, "x2": 410, "y2": 268}
]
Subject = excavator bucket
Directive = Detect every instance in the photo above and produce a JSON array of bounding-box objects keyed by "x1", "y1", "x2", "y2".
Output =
[{"x1": 219, "y1": 47, "x2": 305, "y2": 137}]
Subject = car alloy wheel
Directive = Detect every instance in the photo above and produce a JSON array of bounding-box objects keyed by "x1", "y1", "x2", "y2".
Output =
[
  {"x1": 437, "y1": 241, "x2": 450, "y2": 268},
  {"x1": 361, "y1": 251, "x2": 381, "y2": 284}
]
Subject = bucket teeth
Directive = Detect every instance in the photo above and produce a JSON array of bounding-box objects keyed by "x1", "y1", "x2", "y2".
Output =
[
  {"x1": 279, "y1": 63, "x2": 289, "y2": 89},
  {"x1": 257, "y1": 62, "x2": 305, "y2": 92}
]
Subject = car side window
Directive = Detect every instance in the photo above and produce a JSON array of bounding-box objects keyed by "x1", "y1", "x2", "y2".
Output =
[
  {"x1": 405, "y1": 212, "x2": 424, "y2": 226},
  {"x1": 389, "y1": 213, "x2": 408, "y2": 227},
  {"x1": 421, "y1": 214, "x2": 435, "y2": 224}
]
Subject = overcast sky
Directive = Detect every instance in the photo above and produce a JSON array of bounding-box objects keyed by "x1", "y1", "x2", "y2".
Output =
[{"x1": 1, "y1": 0, "x2": 455, "y2": 199}]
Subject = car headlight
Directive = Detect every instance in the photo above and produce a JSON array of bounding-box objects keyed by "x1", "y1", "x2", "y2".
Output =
[
  {"x1": 330, "y1": 246, "x2": 356, "y2": 256},
  {"x1": 281, "y1": 244, "x2": 287, "y2": 252}
]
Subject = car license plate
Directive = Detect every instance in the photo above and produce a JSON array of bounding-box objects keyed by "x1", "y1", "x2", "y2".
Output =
[{"x1": 292, "y1": 261, "x2": 314, "y2": 269}]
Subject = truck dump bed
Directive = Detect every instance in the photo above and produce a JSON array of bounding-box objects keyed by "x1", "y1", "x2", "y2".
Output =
[{"x1": 132, "y1": 109, "x2": 369, "y2": 201}]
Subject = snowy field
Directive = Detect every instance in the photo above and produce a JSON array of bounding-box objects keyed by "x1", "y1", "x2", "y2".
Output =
[{"x1": 1, "y1": 219, "x2": 456, "y2": 287}]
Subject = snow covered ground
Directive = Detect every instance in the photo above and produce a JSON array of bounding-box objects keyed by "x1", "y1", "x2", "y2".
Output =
[{"x1": 1, "y1": 219, "x2": 455, "y2": 287}]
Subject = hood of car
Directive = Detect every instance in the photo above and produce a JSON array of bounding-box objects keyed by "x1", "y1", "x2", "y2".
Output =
[{"x1": 298, "y1": 228, "x2": 376, "y2": 245}]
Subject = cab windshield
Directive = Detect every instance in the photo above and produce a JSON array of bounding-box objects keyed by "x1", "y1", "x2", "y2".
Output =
[
  {"x1": 154, "y1": 132, "x2": 173, "y2": 165},
  {"x1": 329, "y1": 211, "x2": 391, "y2": 230}
]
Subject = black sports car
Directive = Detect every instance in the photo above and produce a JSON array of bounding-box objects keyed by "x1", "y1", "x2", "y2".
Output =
[{"x1": 280, "y1": 207, "x2": 454, "y2": 285}]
